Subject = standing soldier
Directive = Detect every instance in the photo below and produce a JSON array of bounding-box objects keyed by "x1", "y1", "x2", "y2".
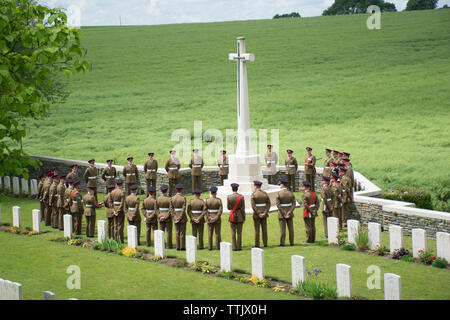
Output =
[
  {"x1": 251, "y1": 180, "x2": 271, "y2": 248},
  {"x1": 331, "y1": 162, "x2": 339, "y2": 177},
  {"x1": 111, "y1": 179, "x2": 126, "y2": 243},
  {"x1": 123, "y1": 157, "x2": 139, "y2": 196},
  {"x1": 156, "y1": 185, "x2": 173, "y2": 249},
  {"x1": 49, "y1": 175, "x2": 59, "y2": 228},
  {"x1": 265, "y1": 145, "x2": 278, "y2": 184},
  {"x1": 342, "y1": 158, "x2": 354, "y2": 189},
  {"x1": 227, "y1": 183, "x2": 245, "y2": 251},
  {"x1": 101, "y1": 160, "x2": 117, "y2": 191},
  {"x1": 171, "y1": 184, "x2": 188, "y2": 251},
  {"x1": 304, "y1": 147, "x2": 316, "y2": 192},
  {"x1": 323, "y1": 148, "x2": 333, "y2": 178},
  {"x1": 330, "y1": 174, "x2": 343, "y2": 230},
  {"x1": 42, "y1": 172, "x2": 52, "y2": 226},
  {"x1": 104, "y1": 184, "x2": 116, "y2": 238},
  {"x1": 332, "y1": 150, "x2": 339, "y2": 165},
  {"x1": 188, "y1": 188, "x2": 206, "y2": 249},
  {"x1": 142, "y1": 186, "x2": 159, "y2": 247},
  {"x1": 84, "y1": 159, "x2": 98, "y2": 201},
  {"x1": 339, "y1": 167, "x2": 353, "y2": 229},
  {"x1": 217, "y1": 150, "x2": 229, "y2": 185},
  {"x1": 63, "y1": 179, "x2": 74, "y2": 222},
  {"x1": 276, "y1": 178, "x2": 296, "y2": 246},
  {"x1": 301, "y1": 181, "x2": 319, "y2": 243},
  {"x1": 144, "y1": 153, "x2": 158, "y2": 189},
  {"x1": 69, "y1": 180, "x2": 84, "y2": 235},
  {"x1": 84, "y1": 186, "x2": 102, "y2": 237},
  {"x1": 165, "y1": 150, "x2": 181, "y2": 197},
  {"x1": 189, "y1": 149, "x2": 204, "y2": 192},
  {"x1": 56, "y1": 176, "x2": 66, "y2": 230},
  {"x1": 38, "y1": 174, "x2": 46, "y2": 222},
  {"x1": 125, "y1": 184, "x2": 141, "y2": 246},
  {"x1": 66, "y1": 165, "x2": 79, "y2": 185},
  {"x1": 205, "y1": 186, "x2": 222, "y2": 250},
  {"x1": 285, "y1": 149, "x2": 298, "y2": 192},
  {"x1": 320, "y1": 176, "x2": 334, "y2": 238}
]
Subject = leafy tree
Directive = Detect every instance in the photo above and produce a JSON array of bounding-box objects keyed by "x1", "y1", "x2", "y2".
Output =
[
  {"x1": 405, "y1": 0, "x2": 438, "y2": 10},
  {"x1": 322, "y1": 0, "x2": 396, "y2": 15},
  {"x1": 0, "y1": 0, "x2": 89, "y2": 178}
]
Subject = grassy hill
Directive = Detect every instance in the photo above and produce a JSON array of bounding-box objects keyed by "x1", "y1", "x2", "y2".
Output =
[{"x1": 22, "y1": 9, "x2": 450, "y2": 209}]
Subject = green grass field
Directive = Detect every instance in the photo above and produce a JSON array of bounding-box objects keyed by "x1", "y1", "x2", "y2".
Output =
[
  {"x1": 20, "y1": 9, "x2": 450, "y2": 210},
  {"x1": 1, "y1": 193, "x2": 449, "y2": 300}
]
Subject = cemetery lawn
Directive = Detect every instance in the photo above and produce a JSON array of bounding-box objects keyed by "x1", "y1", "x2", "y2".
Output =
[
  {"x1": 20, "y1": 9, "x2": 450, "y2": 210},
  {"x1": 1, "y1": 194, "x2": 449, "y2": 300}
]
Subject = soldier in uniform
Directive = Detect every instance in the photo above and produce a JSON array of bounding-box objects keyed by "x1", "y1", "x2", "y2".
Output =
[
  {"x1": 265, "y1": 145, "x2": 278, "y2": 184},
  {"x1": 101, "y1": 160, "x2": 117, "y2": 191},
  {"x1": 342, "y1": 158, "x2": 354, "y2": 189},
  {"x1": 69, "y1": 180, "x2": 84, "y2": 235},
  {"x1": 156, "y1": 185, "x2": 173, "y2": 248},
  {"x1": 251, "y1": 180, "x2": 271, "y2": 248},
  {"x1": 42, "y1": 172, "x2": 52, "y2": 226},
  {"x1": 330, "y1": 173, "x2": 343, "y2": 230},
  {"x1": 84, "y1": 159, "x2": 98, "y2": 201},
  {"x1": 49, "y1": 175, "x2": 59, "y2": 228},
  {"x1": 165, "y1": 150, "x2": 181, "y2": 197},
  {"x1": 38, "y1": 174, "x2": 45, "y2": 222},
  {"x1": 125, "y1": 184, "x2": 141, "y2": 246},
  {"x1": 285, "y1": 149, "x2": 298, "y2": 192},
  {"x1": 301, "y1": 181, "x2": 319, "y2": 243},
  {"x1": 189, "y1": 149, "x2": 204, "y2": 192},
  {"x1": 188, "y1": 188, "x2": 206, "y2": 249},
  {"x1": 227, "y1": 183, "x2": 245, "y2": 251},
  {"x1": 103, "y1": 184, "x2": 116, "y2": 238},
  {"x1": 276, "y1": 178, "x2": 296, "y2": 246},
  {"x1": 144, "y1": 152, "x2": 158, "y2": 189},
  {"x1": 332, "y1": 150, "x2": 340, "y2": 165},
  {"x1": 56, "y1": 176, "x2": 66, "y2": 230},
  {"x1": 172, "y1": 184, "x2": 188, "y2": 250},
  {"x1": 320, "y1": 176, "x2": 334, "y2": 238},
  {"x1": 142, "y1": 186, "x2": 159, "y2": 247},
  {"x1": 217, "y1": 150, "x2": 229, "y2": 185},
  {"x1": 122, "y1": 157, "x2": 139, "y2": 196},
  {"x1": 205, "y1": 186, "x2": 222, "y2": 250},
  {"x1": 331, "y1": 162, "x2": 339, "y2": 177},
  {"x1": 84, "y1": 186, "x2": 102, "y2": 237},
  {"x1": 304, "y1": 147, "x2": 316, "y2": 192},
  {"x1": 111, "y1": 179, "x2": 126, "y2": 242},
  {"x1": 323, "y1": 148, "x2": 333, "y2": 178},
  {"x1": 66, "y1": 164, "x2": 80, "y2": 184},
  {"x1": 339, "y1": 167, "x2": 353, "y2": 228},
  {"x1": 63, "y1": 179, "x2": 74, "y2": 225}
]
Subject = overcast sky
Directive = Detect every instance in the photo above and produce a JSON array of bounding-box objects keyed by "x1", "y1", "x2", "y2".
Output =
[{"x1": 39, "y1": 0, "x2": 450, "y2": 26}]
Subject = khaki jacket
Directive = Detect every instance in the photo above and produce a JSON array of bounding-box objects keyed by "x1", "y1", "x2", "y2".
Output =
[
  {"x1": 251, "y1": 189, "x2": 271, "y2": 218},
  {"x1": 171, "y1": 194, "x2": 188, "y2": 223},
  {"x1": 189, "y1": 156, "x2": 203, "y2": 176},
  {"x1": 84, "y1": 166, "x2": 98, "y2": 187},
  {"x1": 227, "y1": 193, "x2": 246, "y2": 223},
  {"x1": 101, "y1": 166, "x2": 117, "y2": 187},
  {"x1": 123, "y1": 164, "x2": 139, "y2": 184},
  {"x1": 323, "y1": 156, "x2": 333, "y2": 177},
  {"x1": 63, "y1": 185, "x2": 73, "y2": 211},
  {"x1": 56, "y1": 182, "x2": 66, "y2": 208},
  {"x1": 125, "y1": 194, "x2": 141, "y2": 221},
  {"x1": 331, "y1": 181, "x2": 342, "y2": 209},
  {"x1": 165, "y1": 157, "x2": 180, "y2": 179},
  {"x1": 205, "y1": 197, "x2": 222, "y2": 223},
  {"x1": 341, "y1": 175, "x2": 353, "y2": 203},
  {"x1": 144, "y1": 159, "x2": 158, "y2": 180},
  {"x1": 104, "y1": 193, "x2": 115, "y2": 218},
  {"x1": 49, "y1": 182, "x2": 58, "y2": 208},
  {"x1": 218, "y1": 156, "x2": 229, "y2": 176},
  {"x1": 83, "y1": 193, "x2": 100, "y2": 217},
  {"x1": 38, "y1": 180, "x2": 43, "y2": 201},
  {"x1": 110, "y1": 187, "x2": 125, "y2": 215},
  {"x1": 302, "y1": 190, "x2": 320, "y2": 218},
  {"x1": 188, "y1": 197, "x2": 205, "y2": 223},
  {"x1": 69, "y1": 189, "x2": 84, "y2": 214},
  {"x1": 66, "y1": 171, "x2": 79, "y2": 183},
  {"x1": 156, "y1": 194, "x2": 172, "y2": 220},
  {"x1": 285, "y1": 156, "x2": 298, "y2": 175},
  {"x1": 142, "y1": 195, "x2": 158, "y2": 223},
  {"x1": 276, "y1": 188, "x2": 295, "y2": 219},
  {"x1": 304, "y1": 154, "x2": 316, "y2": 175},
  {"x1": 265, "y1": 151, "x2": 278, "y2": 175},
  {"x1": 320, "y1": 184, "x2": 334, "y2": 214}
]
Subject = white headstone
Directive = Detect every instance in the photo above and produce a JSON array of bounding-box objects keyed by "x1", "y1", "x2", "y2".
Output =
[
  {"x1": 43, "y1": 291, "x2": 56, "y2": 300},
  {"x1": 436, "y1": 232, "x2": 450, "y2": 262},
  {"x1": 412, "y1": 228, "x2": 427, "y2": 258},
  {"x1": 327, "y1": 217, "x2": 339, "y2": 244},
  {"x1": 68, "y1": 298, "x2": 78, "y2": 300},
  {"x1": 63, "y1": 214, "x2": 73, "y2": 239},
  {"x1": 32, "y1": 209, "x2": 41, "y2": 233},
  {"x1": 384, "y1": 273, "x2": 401, "y2": 300},
  {"x1": 21, "y1": 178, "x2": 29, "y2": 195},
  {"x1": 291, "y1": 255, "x2": 306, "y2": 287},
  {"x1": 220, "y1": 242, "x2": 232, "y2": 272},
  {"x1": 186, "y1": 235, "x2": 197, "y2": 264},
  {"x1": 12, "y1": 206, "x2": 20, "y2": 227},
  {"x1": 12, "y1": 176, "x2": 20, "y2": 195},
  {"x1": 154, "y1": 230, "x2": 165, "y2": 258},
  {"x1": 4, "y1": 176, "x2": 11, "y2": 192},
  {"x1": 336, "y1": 263, "x2": 352, "y2": 298},
  {"x1": 368, "y1": 222, "x2": 381, "y2": 250},
  {"x1": 31, "y1": 179, "x2": 38, "y2": 196},
  {"x1": 389, "y1": 225, "x2": 403, "y2": 254},
  {"x1": 0, "y1": 176, "x2": 2, "y2": 191},
  {"x1": 347, "y1": 219, "x2": 360, "y2": 245},
  {"x1": 97, "y1": 220, "x2": 107, "y2": 243},
  {"x1": 251, "y1": 247, "x2": 264, "y2": 279},
  {"x1": 127, "y1": 225, "x2": 138, "y2": 249},
  {"x1": 0, "y1": 279, "x2": 23, "y2": 300}
]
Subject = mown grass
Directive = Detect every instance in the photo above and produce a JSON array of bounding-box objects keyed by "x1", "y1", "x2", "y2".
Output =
[
  {"x1": 1, "y1": 194, "x2": 449, "y2": 300},
  {"x1": 20, "y1": 10, "x2": 450, "y2": 208}
]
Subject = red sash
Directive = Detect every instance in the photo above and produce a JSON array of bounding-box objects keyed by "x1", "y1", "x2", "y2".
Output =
[
  {"x1": 70, "y1": 190, "x2": 78, "y2": 201},
  {"x1": 229, "y1": 194, "x2": 242, "y2": 223},
  {"x1": 303, "y1": 192, "x2": 315, "y2": 218}
]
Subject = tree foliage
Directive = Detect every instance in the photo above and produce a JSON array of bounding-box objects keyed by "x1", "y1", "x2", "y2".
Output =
[
  {"x1": 405, "y1": 0, "x2": 438, "y2": 11},
  {"x1": 322, "y1": 0, "x2": 397, "y2": 15},
  {"x1": 0, "y1": 0, "x2": 89, "y2": 178},
  {"x1": 273, "y1": 12, "x2": 301, "y2": 19}
]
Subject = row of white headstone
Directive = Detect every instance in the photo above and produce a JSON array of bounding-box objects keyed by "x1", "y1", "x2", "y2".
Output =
[
  {"x1": 0, "y1": 279, "x2": 77, "y2": 300},
  {"x1": 0, "y1": 176, "x2": 39, "y2": 196},
  {"x1": 327, "y1": 217, "x2": 450, "y2": 261}
]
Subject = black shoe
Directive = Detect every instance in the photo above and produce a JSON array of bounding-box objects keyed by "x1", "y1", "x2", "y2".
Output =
[
  {"x1": 279, "y1": 244, "x2": 285, "y2": 247},
  {"x1": 180, "y1": 248, "x2": 186, "y2": 251},
  {"x1": 176, "y1": 248, "x2": 180, "y2": 251}
]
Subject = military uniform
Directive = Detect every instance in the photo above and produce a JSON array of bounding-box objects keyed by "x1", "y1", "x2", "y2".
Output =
[
  {"x1": 323, "y1": 149, "x2": 333, "y2": 178},
  {"x1": 125, "y1": 189, "x2": 141, "y2": 246},
  {"x1": 340, "y1": 171, "x2": 353, "y2": 228},
  {"x1": 69, "y1": 185, "x2": 84, "y2": 235},
  {"x1": 66, "y1": 170, "x2": 79, "y2": 185},
  {"x1": 142, "y1": 191, "x2": 158, "y2": 247},
  {"x1": 42, "y1": 176, "x2": 52, "y2": 226},
  {"x1": 49, "y1": 178, "x2": 58, "y2": 228},
  {"x1": 205, "y1": 188, "x2": 222, "y2": 250},
  {"x1": 122, "y1": 161, "x2": 139, "y2": 196},
  {"x1": 227, "y1": 188, "x2": 245, "y2": 250},
  {"x1": 156, "y1": 186, "x2": 173, "y2": 248},
  {"x1": 251, "y1": 185, "x2": 271, "y2": 247},
  {"x1": 83, "y1": 192, "x2": 101, "y2": 237},
  {"x1": 301, "y1": 183, "x2": 320, "y2": 243},
  {"x1": 144, "y1": 157, "x2": 158, "y2": 189},
  {"x1": 276, "y1": 182, "x2": 296, "y2": 246},
  {"x1": 285, "y1": 152, "x2": 298, "y2": 192},
  {"x1": 265, "y1": 148, "x2": 278, "y2": 184},
  {"x1": 188, "y1": 193, "x2": 206, "y2": 249},
  {"x1": 171, "y1": 189, "x2": 188, "y2": 250},
  {"x1": 165, "y1": 155, "x2": 180, "y2": 197},
  {"x1": 101, "y1": 163, "x2": 117, "y2": 190},
  {"x1": 56, "y1": 179, "x2": 66, "y2": 230},
  {"x1": 320, "y1": 178, "x2": 334, "y2": 237},
  {"x1": 37, "y1": 177, "x2": 45, "y2": 222},
  {"x1": 330, "y1": 176, "x2": 343, "y2": 230},
  {"x1": 103, "y1": 189, "x2": 115, "y2": 238},
  {"x1": 218, "y1": 152, "x2": 229, "y2": 185},
  {"x1": 110, "y1": 183, "x2": 126, "y2": 242},
  {"x1": 304, "y1": 148, "x2": 316, "y2": 192},
  {"x1": 63, "y1": 181, "x2": 73, "y2": 215}
]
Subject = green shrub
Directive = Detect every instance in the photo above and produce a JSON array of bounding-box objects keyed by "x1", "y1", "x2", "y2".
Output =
[
  {"x1": 173, "y1": 259, "x2": 189, "y2": 268},
  {"x1": 336, "y1": 228, "x2": 347, "y2": 246},
  {"x1": 392, "y1": 247, "x2": 412, "y2": 260},
  {"x1": 354, "y1": 228, "x2": 369, "y2": 251},
  {"x1": 418, "y1": 249, "x2": 435, "y2": 265},
  {"x1": 401, "y1": 256, "x2": 415, "y2": 263},
  {"x1": 99, "y1": 237, "x2": 124, "y2": 253},
  {"x1": 374, "y1": 244, "x2": 389, "y2": 256},
  {"x1": 189, "y1": 260, "x2": 216, "y2": 274},
  {"x1": 383, "y1": 186, "x2": 432, "y2": 210},
  {"x1": 217, "y1": 271, "x2": 236, "y2": 279},
  {"x1": 432, "y1": 258, "x2": 448, "y2": 269},
  {"x1": 341, "y1": 242, "x2": 356, "y2": 251},
  {"x1": 296, "y1": 279, "x2": 336, "y2": 300}
]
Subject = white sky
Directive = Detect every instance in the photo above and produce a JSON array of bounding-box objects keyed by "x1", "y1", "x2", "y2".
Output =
[{"x1": 39, "y1": 0, "x2": 450, "y2": 26}]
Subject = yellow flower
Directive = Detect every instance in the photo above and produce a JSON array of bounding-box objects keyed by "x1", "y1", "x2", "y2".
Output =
[{"x1": 121, "y1": 246, "x2": 136, "y2": 257}]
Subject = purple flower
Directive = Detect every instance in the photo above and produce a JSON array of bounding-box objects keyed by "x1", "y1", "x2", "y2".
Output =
[{"x1": 307, "y1": 270, "x2": 311, "y2": 275}]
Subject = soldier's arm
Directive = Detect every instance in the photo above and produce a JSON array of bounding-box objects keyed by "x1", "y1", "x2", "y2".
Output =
[
  {"x1": 227, "y1": 197, "x2": 232, "y2": 210},
  {"x1": 276, "y1": 194, "x2": 281, "y2": 211},
  {"x1": 155, "y1": 160, "x2": 158, "y2": 172},
  {"x1": 165, "y1": 159, "x2": 169, "y2": 172},
  {"x1": 312, "y1": 156, "x2": 316, "y2": 166},
  {"x1": 288, "y1": 194, "x2": 296, "y2": 216},
  {"x1": 187, "y1": 202, "x2": 193, "y2": 220},
  {"x1": 198, "y1": 201, "x2": 206, "y2": 219},
  {"x1": 241, "y1": 197, "x2": 245, "y2": 221},
  {"x1": 218, "y1": 201, "x2": 223, "y2": 217},
  {"x1": 189, "y1": 159, "x2": 192, "y2": 169},
  {"x1": 84, "y1": 169, "x2": 89, "y2": 183},
  {"x1": 251, "y1": 195, "x2": 257, "y2": 213}
]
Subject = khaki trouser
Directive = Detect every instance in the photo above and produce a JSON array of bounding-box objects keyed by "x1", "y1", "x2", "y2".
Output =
[
  {"x1": 45, "y1": 205, "x2": 52, "y2": 226},
  {"x1": 114, "y1": 214, "x2": 125, "y2": 243},
  {"x1": 73, "y1": 212, "x2": 83, "y2": 235},
  {"x1": 107, "y1": 217, "x2": 115, "y2": 238},
  {"x1": 304, "y1": 217, "x2": 316, "y2": 243},
  {"x1": 333, "y1": 207, "x2": 342, "y2": 230},
  {"x1": 220, "y1": 175, "x2": 228, "y2": 185},
  {"x1": 253, "y1": 217, "x2": 268, "y2": 247},
  {"x1": 128, "y1": 218, "x2": 141, "y2": 246},
  {"x1": 305, "y1": 173, "x2": 315, "y2": 192},
  {"x1": 168, "y1": 178, "x2": 179, "y2": 197},
  {"x1": 146, "y1": 179, "x2": 156, "y2": 190},
  {"x1": 40, "y1": 201, "x2": 45, "y2": 222},
  {"x1": 85, "y1": 214, "x2": 96, "y2": 237},
  {"x1": 279, "y1": 217, "x2": 294, "y2": 245},
  {"x1": 341, "y1": 202, "x2": 350, "y2": 228},
  {"x1": 207, "y1": 222, "x2": 221, "y2": 250},
  {"x1": 57, "y1": 207, "x2": 65, "y2": 230},
  {"x1": 191, "y1": 222, "x2": 205, "y2": 249},
  {"x1": 159, "y1": 218, "x2": 173, "y2": 248},
  {"x1": 145, "y1": 221, "x2": 159, "y2": 246},
  {"x1": 125, "y1": 183, "x2": 135, "y2": 196},
  {"x1": 230, "y1": 222, "x2": 243, "y2": 250},
  {"x1": 322, "y1": 212, "x2": 332, "y2": 237},
  {"x1": 51, "y1": 205, "x2": 58, "y2": 228},
  {"x1": 174, "y1": 222, "x2": 187, "y2": 249},
  {"x1": 267, "y1": 174, "x2": 277, "y2": 185},
  {"x1": 286, "y1": 174, "x2": 296, "y2": 192},
  {"x1": 192, "y1": 175, "x2": 202, "y2": 192}
]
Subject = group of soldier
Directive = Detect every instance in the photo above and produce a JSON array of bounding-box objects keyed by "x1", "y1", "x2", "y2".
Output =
[{"x1": 36, "y1": 146, "x2": 354, "y2": 251}]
